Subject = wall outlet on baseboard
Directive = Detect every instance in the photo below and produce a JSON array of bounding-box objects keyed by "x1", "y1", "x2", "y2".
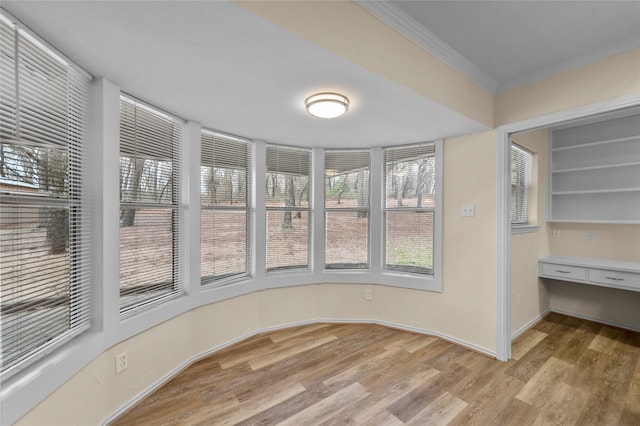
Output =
[
  {"x1": 552, "y1": 229, "x2": 560, "y2": 238},
  {"x1": 115, "y1": 351, "x2": 128, "y2": 374}
]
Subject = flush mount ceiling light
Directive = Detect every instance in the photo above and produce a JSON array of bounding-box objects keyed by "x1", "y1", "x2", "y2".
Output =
[{"x1": 305, "y1": 92, "x2": 349, "y2": 119}]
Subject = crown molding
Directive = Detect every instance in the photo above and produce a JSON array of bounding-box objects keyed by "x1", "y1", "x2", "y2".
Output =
[
  {"x1": 355, "y1": 0, "x2": 500, "y2": 93},
  {"x1": 498, "y1": 36, "x2": 640, "y2": 93}
]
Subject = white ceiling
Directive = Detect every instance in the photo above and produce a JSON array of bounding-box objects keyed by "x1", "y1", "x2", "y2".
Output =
[
  {"x1": 2, "y1": 1, "x2": 638, "y2": 148},
  {"x1": 386, "y1": 1, "x2": 640, "y2": 92}
]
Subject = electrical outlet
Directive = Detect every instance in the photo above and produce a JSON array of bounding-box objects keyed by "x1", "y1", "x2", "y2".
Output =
[
  {"x1": 115, "y1": 351, "x2": 128, "y2": 374},
  {"x1": 461, "y1": 204, "x2": 475, "y2": 217},
  {"x1": 552, "y1": 229, "x2": 560, "y2": 238},
  {"x1": 518, "y1": 292, "x2": 523, "y2": 306},
  {"x1": 365, "y1": 289, "x2": 373, "y2": 301}
]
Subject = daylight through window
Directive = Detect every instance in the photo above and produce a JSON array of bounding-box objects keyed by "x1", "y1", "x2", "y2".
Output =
[{"x1": 0, "y1": 17, "x2": 91, "y2": 377}]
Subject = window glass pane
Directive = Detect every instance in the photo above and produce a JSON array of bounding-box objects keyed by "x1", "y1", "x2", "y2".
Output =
[
  {"x1": 200, "y1": 165, "x2": 248, "y2": 208},
  {"x1": 266, "y1": 145, "x2": 311, "y2": 272},
  {"x1": 325, "y1": 150, "x2": 369, "y2": 209},
  {"x1": 200, "y1": 131, "x2": 251, "y2": 285},
  {"x1": 1, "y1": 205, "x2": 71, "y2": 370},
  {"x1": 266, "y1": 210, "x2": 309, "y2": 271},
  {"x1": 1, "y1": 146, "x2": 68, "y2": 196},
  {"x1": 266, "y1": 145, "x2": 310, "y2": 208},
  {"x1": 0, "y1": 16, "x2": 91, "y2": 377},
  {"x1": 383, "y1": 143, "x2": 436, "y2": 276},
  {"x1": 511, "y1": 144, "x2": 531, "y2": 224},
  {"x1": 325, "y1": 149, "x2": 369, "y2": 270},
  {"x1": 385, "y1": 210, "x2": 433, "y2": 273},
  {"x1": 119, "y1": 207, "x2": 174, "y2": 311},
  {"x1": 201, "y1": 209, "x2": 247, "y2": 281},
  {"x1": 325, "y1": 210, "x2": 368, "y2": 268},
  {"x1": 120, "y1": 157, "x2": 173, "y2": 204},
  {"x1": 385, "y1": 156, "x2": 435, "y2": 209},
  {"x1": 119, "y1": 96, "x2": 181, "y2": 315}
]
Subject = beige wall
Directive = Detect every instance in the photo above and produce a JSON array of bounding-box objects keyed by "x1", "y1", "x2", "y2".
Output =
[
  {"x1": 508, "y1": 127, "x2": 640, "y2": 334},
  {"x1": 547, "y1": 222, "x2": 640, "y2": 330},
  {"x1": 510, "y1": 129, "x2": 551, "y2": 335},
  {"x1": 17, "y1": 131, "x2": 499, "y2": 425},
  {"x1": 14, "y1": 7, "x2": 640, "y2": 424},
  {"x1": 496, "y1": 48, "x2": 640, "y2": 126},
  {"x1": 549, "y1": 223, "x2": 640, "y2": 262},
  {"x1": 239, "y1": 0, "x2": 494, "y2": 128},
  {"x1": 549, "y1": 281, "x2": 640, "y2": 331}
]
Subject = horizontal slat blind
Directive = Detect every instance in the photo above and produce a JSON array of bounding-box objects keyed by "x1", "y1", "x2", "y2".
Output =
[
  {"x1": 0, "y1": 15, "x2": 92, "y2": 378},
  {"x1": 325, "y1": 149, "x2": 370, "y2": 269},
  {"x1": 0, "y1": 19, "x2": 16, "y2": 143},
  {"x1": 200, "y1": 130, "x2": 251, "y2": 285},
  {"x1": 383, "y1": 143, "x2": 436, "y2": 275},
  {"x1": 511, "y1": 143, "x2": 531, "y2": 225},
  {"x1": 119, "y1": 95, "x2": 182, "y2": 315},
  {"x1": 265, "y1": 144, "x2": 311, "y2": 271}
]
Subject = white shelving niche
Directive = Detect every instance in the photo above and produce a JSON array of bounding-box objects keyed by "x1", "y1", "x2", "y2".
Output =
[{"x1": 549, "y1": 110, "x2": 640, "y2": 223}]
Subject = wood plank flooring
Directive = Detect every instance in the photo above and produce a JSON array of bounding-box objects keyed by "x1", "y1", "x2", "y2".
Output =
[{"x1": 110, "y1": 313, "x2": 640, "y2": 425}]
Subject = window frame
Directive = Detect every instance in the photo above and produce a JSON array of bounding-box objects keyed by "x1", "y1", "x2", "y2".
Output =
[
  {"x1": 118, "y1": 94, "x2": 184, "y2": 317},
  {"x1": 0, "y1": 15, "x2": 92, "y2": 379},
  {"x1": 324, "y1": 149, "x2": 371, "y2": 270},
  {"x1": 265, "y1": 144, "x2": 312, "y2": 273},
  {"x1": 382, "y1": 142, "x2": 438, "y2": 277},
  {"x1": 200, "y1": 129, "x2": 252, "y2": 286},
  {"x1": 511, "y1": 142, "x2": 532, "y2": 229}
]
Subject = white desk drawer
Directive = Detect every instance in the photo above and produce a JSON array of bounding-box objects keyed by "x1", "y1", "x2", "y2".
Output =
[
  {"x1": 590, "y1": 269, "x2": 640, "y2": 290},
  {"x1": 541, "y1": 263, "x2": 586, "y2": 281}
]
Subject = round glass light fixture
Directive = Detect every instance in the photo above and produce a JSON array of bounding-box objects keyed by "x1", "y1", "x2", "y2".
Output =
[{"x1": 305, "y1": 92, "x2": 349, "y2": 119}]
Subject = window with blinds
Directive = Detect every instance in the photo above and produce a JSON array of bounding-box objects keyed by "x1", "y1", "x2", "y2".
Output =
[
  {"x1": 265, "y1": 144, "x2": 311, "y2": 271},
  {"x1": 119, "y1": 96, "x2": 182, "y2": 316},
  {"x1": 0, "y1": 15, "x2": 92, "y2": 377},
  {"x1": 200, "y1": 130, "x2": 251, "y2": 285},
  {"x1": 511, "y1": 143, "x2": 531, "y2": 225},
  {"x1": 325, "y1": 149, "x2": 370, "y2": 269},
  {"x1": 383, "y1": 143, "x2": 436, "y2": 275}
]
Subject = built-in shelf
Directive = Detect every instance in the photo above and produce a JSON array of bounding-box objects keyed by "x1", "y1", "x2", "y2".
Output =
[
  {"x1": 548, "y1": 111, "x2": 640, "y2": 224},
  {"x1": 551, "y1": 135, "x2": 638, "y2": 152},
  {"x1": 552, "y1": 188, "x2": 640, "y2": 196},
  {"x1": 553, "y1": 161, "x2": 640, "y2": 174},
  {"x1": 539, "y1": 256, "x2": 640, "y2": 293}
]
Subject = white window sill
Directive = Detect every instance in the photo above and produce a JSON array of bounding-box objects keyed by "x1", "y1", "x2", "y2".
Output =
[{"x1": 511, "y1": 224, "x2": 539, "y2": 234}]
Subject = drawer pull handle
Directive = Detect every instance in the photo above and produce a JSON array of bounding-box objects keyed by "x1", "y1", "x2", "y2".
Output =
[
  {"x1": 604, "y1": 276, "x2": 624, "y2": 281},
  {"x1": 555, "y1": 270, "x2": 572, "y2": 274}
]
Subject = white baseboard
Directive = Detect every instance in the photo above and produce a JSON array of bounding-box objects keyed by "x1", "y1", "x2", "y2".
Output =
[
  {"x1": 102, "y1": 318, "x2": 495, "y2": 425},
  {"x1": 511, "y1": 309, "x2": 551, "y2": 340},
  {"x1": 550, "y1": 308, "x2": 640, "y2": 333},
  {"x1": 318, "y1": 318, "x2": 496, "y2": 358}
]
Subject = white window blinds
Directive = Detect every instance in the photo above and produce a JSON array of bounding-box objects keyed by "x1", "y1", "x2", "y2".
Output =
[
  {"x1": 0, "y1": 15, "x2": 92, "y2": 377},
  {"x1": 200, "y1": 130, "x2": 251, "y2": 285},
  {"x1": 265, "y1": 144, "x2": 311, "y2": 271},
  {"x1": 325, "y1": 149, "x2": 370, "y2": 269},
  {"x1": 119, "y1": 95, "x2": 182, "y2": 316},
  {"x1": 383, "y1": 143, "x2": 436, "y2": 275},
  {"x1": 511, "y1": 143, "x2": 531, "y2": 225}
]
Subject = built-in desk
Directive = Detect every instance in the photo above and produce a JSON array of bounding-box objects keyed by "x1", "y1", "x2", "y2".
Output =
[{"x1": 538, "y1": 256, "x2": 640, "y2": 293}]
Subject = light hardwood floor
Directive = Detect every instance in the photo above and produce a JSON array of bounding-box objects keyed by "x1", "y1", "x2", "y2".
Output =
[{"x1": 111, "y1": 313, "x2": 640, "y2": 425}]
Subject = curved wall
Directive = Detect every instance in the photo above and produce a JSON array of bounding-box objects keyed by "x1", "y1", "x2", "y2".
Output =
[
  {"x1": 14, "y1": 129, "x2": 498, "y2": 425},
  {"x1": 6, "y1": 4, "x2": 640, "y2": 424}
]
